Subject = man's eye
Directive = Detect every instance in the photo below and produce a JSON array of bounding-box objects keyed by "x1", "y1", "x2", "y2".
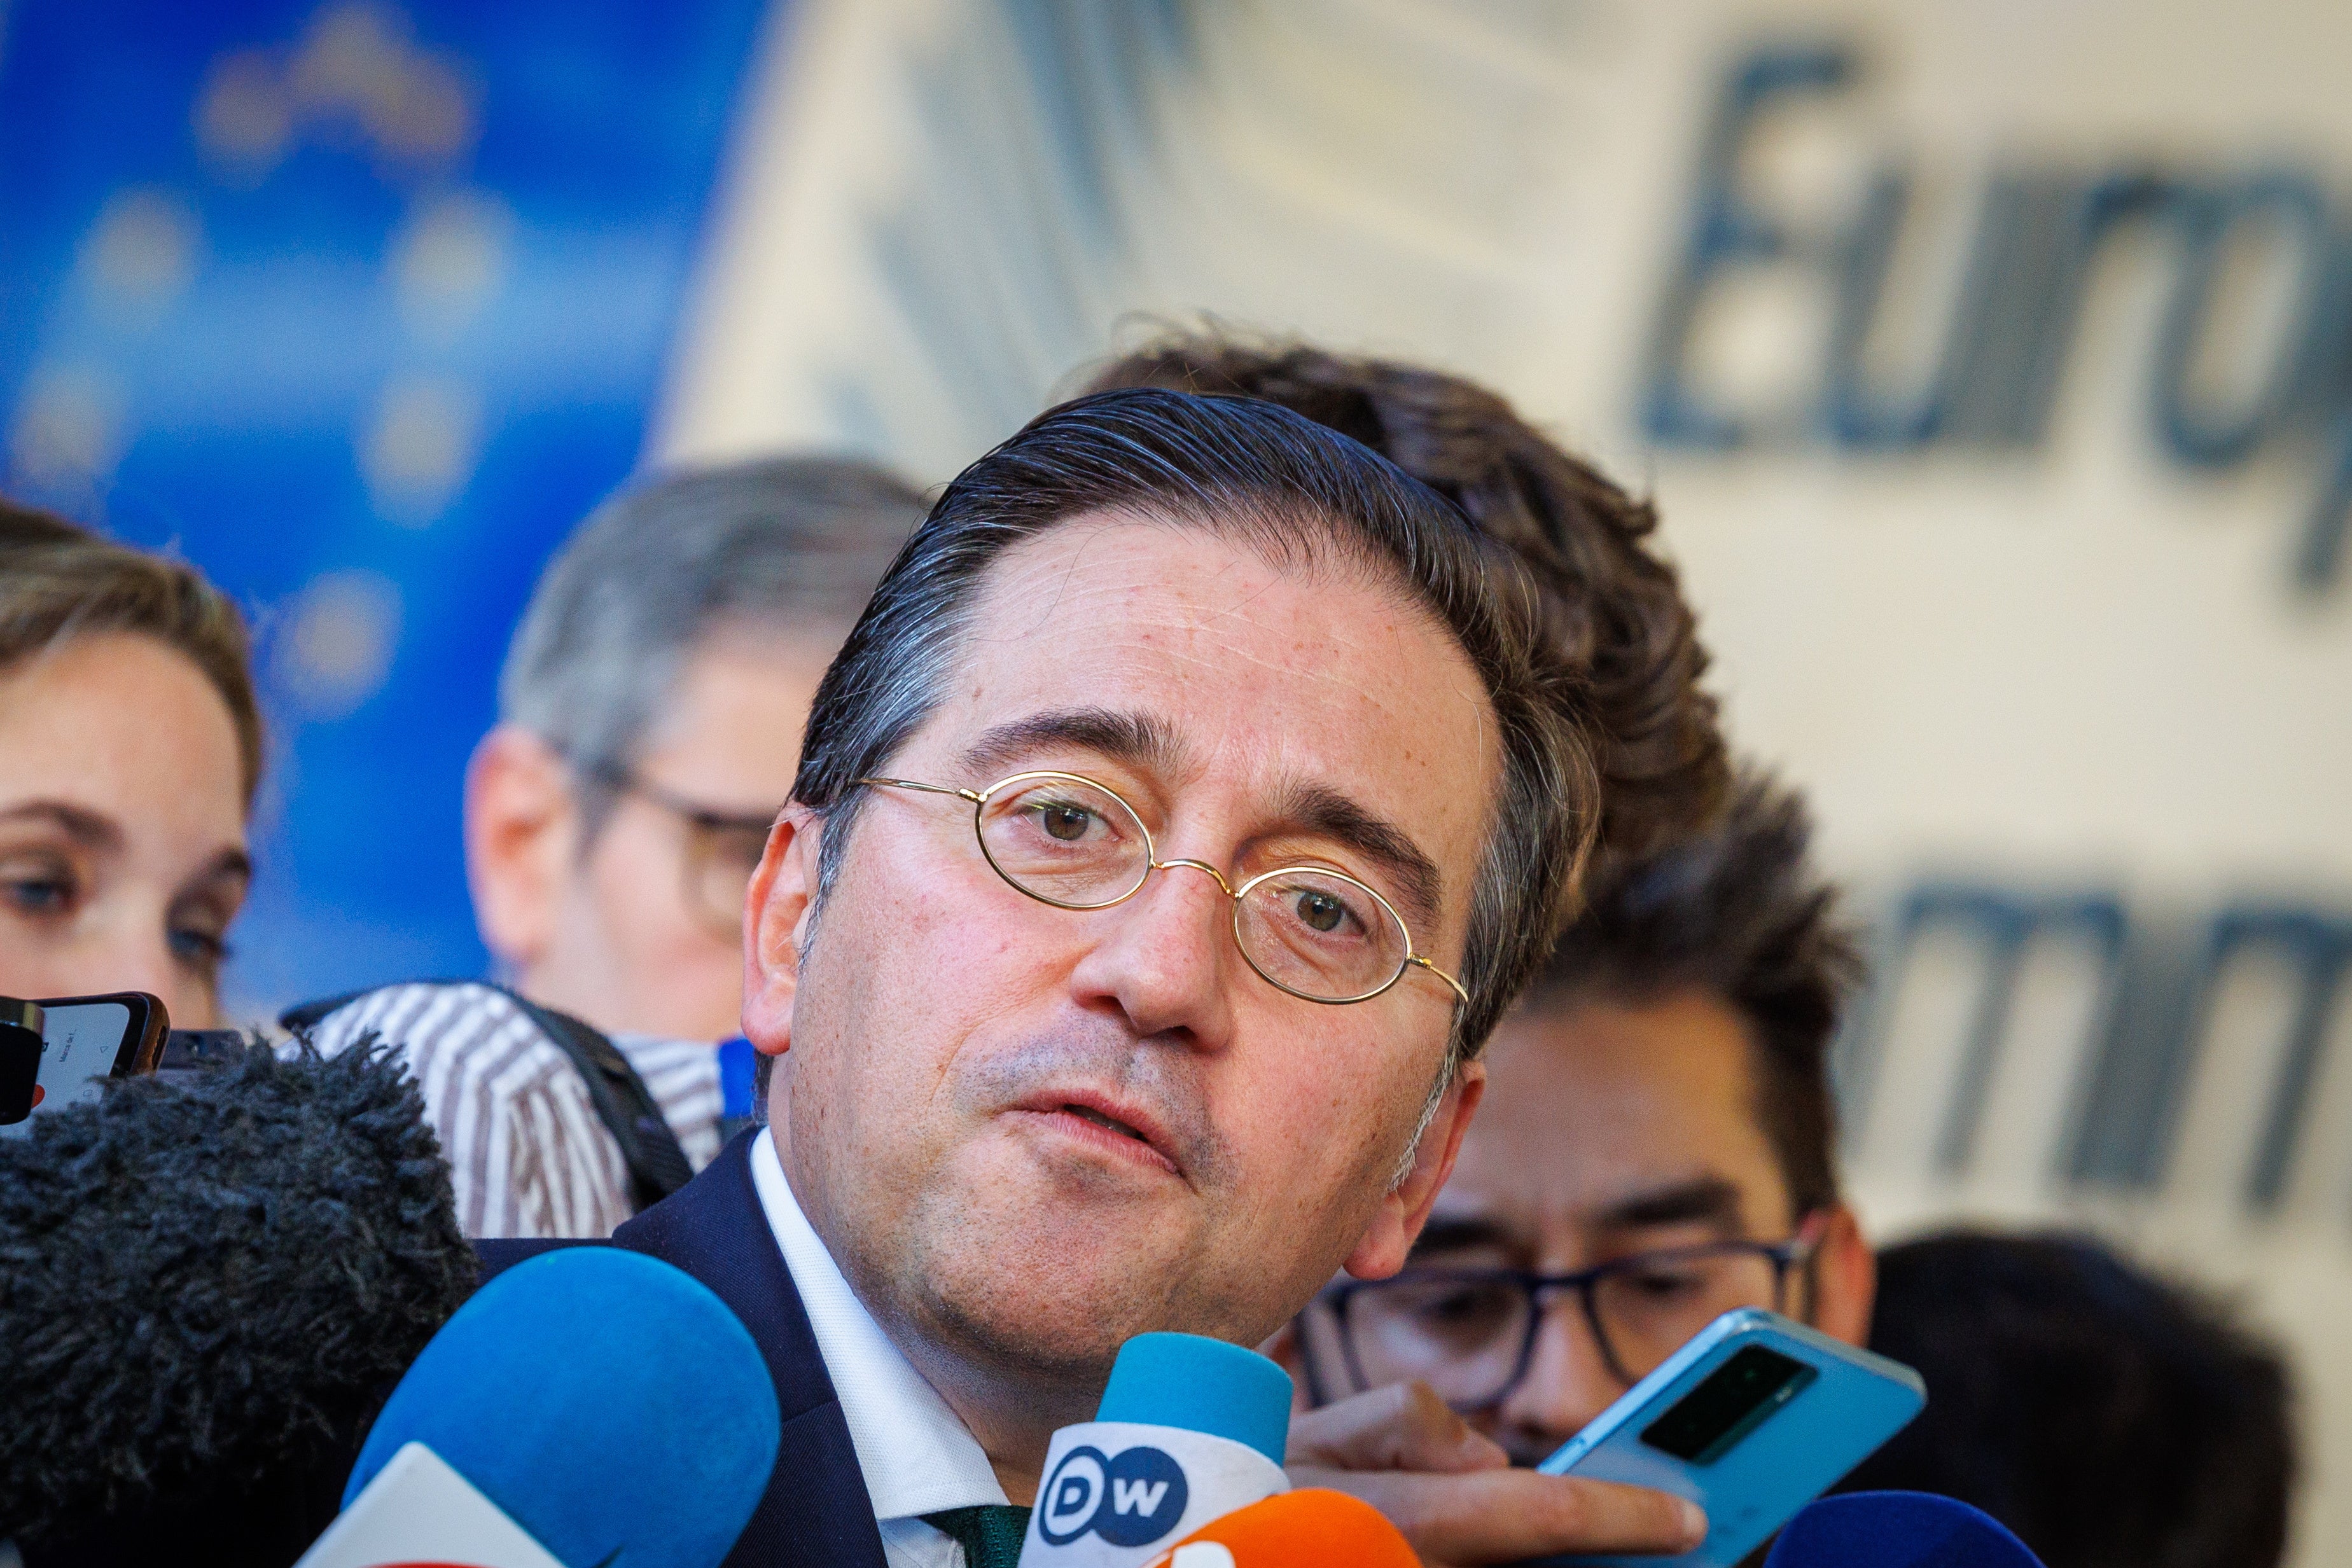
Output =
[
  {"x1": 1261, "y1": 876, "x2": 1374, "y2": 944},
  {"x1": 1037, "y1": 803, "x2": 1097, "y2": 842},
  {"x1": 1295, "y1": 889, "x2": 1345, "y2": 933},
  {"x1": 709, "y1": 828, "x2": 769, "y2": 874},
  {"x1": 1624, "y1": 1268, "x2": 1706, "y2": 1300},
  {"x1": 1421, "y1": 1286, "x2": 1511, "y2": 1324}
]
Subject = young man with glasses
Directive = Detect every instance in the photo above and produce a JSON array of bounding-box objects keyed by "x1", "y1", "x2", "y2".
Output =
[
  {"x1": 471, "y1": 387, "x2": 1709, "y2": 1567},
  {"x1": 297, "y1": 457, "x2": 926, "y2": 1237},
  {"x1": 1278, "y1": 774, "x2": 1877, "y2": 1556}
]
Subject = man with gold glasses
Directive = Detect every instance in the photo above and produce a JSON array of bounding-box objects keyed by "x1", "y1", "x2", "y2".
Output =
[
  {"x1": 456, "y1": 389, "x2": 1711, "y2": 1568},
  {"x1": 849, "y1": 770, "x2": 1470, "y2": 1011},
  {"x1": 1280, "y1": 775, "x2": 1879, "y2": 1554}
]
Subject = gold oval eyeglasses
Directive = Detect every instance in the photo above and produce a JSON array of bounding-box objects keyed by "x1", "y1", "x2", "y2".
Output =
[{"x1": 852, "y1": 770, "x2": 1469, "y2": 1011}]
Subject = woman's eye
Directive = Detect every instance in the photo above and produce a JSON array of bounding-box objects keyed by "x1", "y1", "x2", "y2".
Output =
[
  {"x1": 168, "y1": 925, "x2": 231, "y2": 975},
  {"x1": 1, "y1": 866, "x2": 78, "y2": 917}
]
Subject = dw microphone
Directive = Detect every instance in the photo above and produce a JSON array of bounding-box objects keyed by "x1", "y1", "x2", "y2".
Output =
[{"x1": 1019, "y1": 1333, "x2": 1295, "y2": 1567}]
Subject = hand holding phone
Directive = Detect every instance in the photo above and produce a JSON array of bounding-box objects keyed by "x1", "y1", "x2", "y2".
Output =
[
  {"x1": 1529, "y1": 1309, "x2": 1924, "y2": 1568},
  {"x1": 0, "y1": 992, "x2": 167, "y2": 1135}
]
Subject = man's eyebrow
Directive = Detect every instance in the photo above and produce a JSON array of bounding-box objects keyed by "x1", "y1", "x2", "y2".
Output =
[
  {"x1": 1409, "y1": 1216, "x2": 1516, "y2": 1259},
  {"x1": 958, "y1": 707, "x2": 1188, "y2": 781},
  {"x1": 0, "y1": 800, "x2": 124, "y2": 852},
  {"x1": 1275, "y1": 781, "x2": 1444, "y2": 931},
  {"x1": 952, "y1": 714, "x2": 1445, "y2": 927},
  {"x1": 1592, "y1": 1176, "x2": 1746, "y2": 1232}
]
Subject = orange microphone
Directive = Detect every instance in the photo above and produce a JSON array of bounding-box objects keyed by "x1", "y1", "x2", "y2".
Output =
[{"x1": 1140, "y1": 1488, "x2": 1421, "y2": 1567}]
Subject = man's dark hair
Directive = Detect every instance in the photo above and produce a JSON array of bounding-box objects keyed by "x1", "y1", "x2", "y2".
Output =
[
  {"x1": 793, "y1": 386, "x2": 1603, "y2": 1061},
  {"x1": 1083, "y1": 333, "x2": 1727, "y2": 863},
  {"x1": 1846, "y1": 1230, "x2": 2296, "y2": 1568},
  {"x1": 1522, "y1": 772, "x2": 1861, "y2": 1214}
]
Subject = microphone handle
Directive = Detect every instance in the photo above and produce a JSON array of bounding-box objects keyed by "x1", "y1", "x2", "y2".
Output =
[{"x1": 295, "y1": 1442, "x2": 566, "y2": 1568}]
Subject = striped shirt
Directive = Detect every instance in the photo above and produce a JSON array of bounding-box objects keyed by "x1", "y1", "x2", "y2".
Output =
[{"x1": 304, "y1": 982, "x2": 725, "y2": 1239}]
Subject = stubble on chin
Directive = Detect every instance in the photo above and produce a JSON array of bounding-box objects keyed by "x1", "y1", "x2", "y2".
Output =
[
  {"x1": 905, "y1": 1191, "x2": 1159, "y2": 1392},
  {"x1": 847, "y1": 1050, "x2": 1241, "y2": 1392},
  {"x1": 795, "y1": 1008, "x2": 1372, "y2": 1400},
  {"x1": 892, "y1": 1116, "x2": 1218, "y2": 1384}
]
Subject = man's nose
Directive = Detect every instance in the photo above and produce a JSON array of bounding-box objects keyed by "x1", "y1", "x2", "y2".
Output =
[
  {"x1": 1494, "y1": 1295, "x2": 1626, "y2": 1461},
  {"x1": 1065, "y1": 860, "x2": 1237, "y2": 1048}
]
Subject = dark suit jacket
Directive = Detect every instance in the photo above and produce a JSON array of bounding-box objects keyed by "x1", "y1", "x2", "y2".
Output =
[{"x1": 479, "y1": 1132, "x2": 888, "y2": 1568}]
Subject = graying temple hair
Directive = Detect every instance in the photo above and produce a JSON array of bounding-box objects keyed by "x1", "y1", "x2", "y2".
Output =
[
  {"x1": 793, "y1": 390, "x2": 1604, "y2": 1088},
  {"x1": 499, "y1": 457, "x2": 927, "y2": 809}
]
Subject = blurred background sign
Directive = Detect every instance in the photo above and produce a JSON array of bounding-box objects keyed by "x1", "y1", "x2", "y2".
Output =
[
  {"x1": 4, "y1": 0, "x2": 2348, "y2": 1557},
  {"x1": 637, "y1": 2, "x2": 2352, "y2": 1555},
  {"x1": 0, "y1": 0, "x2": 771, "y2": 1002}
]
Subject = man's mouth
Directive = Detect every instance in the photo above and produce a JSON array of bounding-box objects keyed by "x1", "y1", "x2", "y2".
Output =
[
  {"x1": 1011, "y1": 1088, "x2": 1184, "y2": 1178},
  {"x1": 1062, "y1": 1102, "x2": 1148, "y2": 1142}
]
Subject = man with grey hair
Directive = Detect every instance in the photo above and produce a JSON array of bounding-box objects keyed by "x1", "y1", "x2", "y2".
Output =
[
  {"x1": 296, "y1": 457, "x2": 925, "y2": 1237},
  {"x1": 472, "y1": 455, "x2": 922, "y2": 1042}
]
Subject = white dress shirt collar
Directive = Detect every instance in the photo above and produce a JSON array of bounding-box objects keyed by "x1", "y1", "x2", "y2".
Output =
[{"x1": 749, "y1": 1129, "x2": 1009, "y2": 1532}]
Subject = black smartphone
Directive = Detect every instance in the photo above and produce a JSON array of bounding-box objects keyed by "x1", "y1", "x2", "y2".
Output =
[
  {"x1": 0, "y1": 992, "x2": 169, "y2": 1134},
  {"x1": 157, "y1": 1027, "x2": 261, "y2": 1081}
]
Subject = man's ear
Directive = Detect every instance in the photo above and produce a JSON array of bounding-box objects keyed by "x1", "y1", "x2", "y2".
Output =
[
  {"x1": 1809, "y1": 1203, "x2": 1877, "y2": 1347},
  {"x1": 1341, "y1": 1057, "x2": 1487, "y2": 1282},
  {"x1": 742, "y1": 804, "x2": 823, "y2": 1061},
  {"x1": 464, "y1": 726, "x2": 577, "y2": 969}
]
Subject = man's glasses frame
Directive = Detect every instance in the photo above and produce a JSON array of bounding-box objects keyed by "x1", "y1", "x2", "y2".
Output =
[
  {"x1": 851, "y1": 770, "x2": 1470, "y2": 1010},
  {"x1": 1302, "y1": 1215, "x2": 1827, "y2": 1412},
  {"x1": 581, "y1": 758, "x2": 779, "y2": 936}
]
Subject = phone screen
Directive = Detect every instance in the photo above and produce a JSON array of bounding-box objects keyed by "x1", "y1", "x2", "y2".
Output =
[{"x1": 0, "y1": 999, "x2": 133, "y2": 1137}]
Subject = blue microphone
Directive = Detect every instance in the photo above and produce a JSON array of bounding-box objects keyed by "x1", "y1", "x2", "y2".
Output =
[
  {"x1": 1765, "y1": 1492, "x2": 2046, "y2": 1568},
  {"x1": 1019, "y1": 1332, "x2": 1296, "y2": 1567},
  {"x1": 303, "y1": 1248, "x2": 781, "y2": 1568}
]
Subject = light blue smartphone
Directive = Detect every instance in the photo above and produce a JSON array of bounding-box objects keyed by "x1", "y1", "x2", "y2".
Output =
[{"x1": 1529, "y1": 1308, "x2": 1925, "y2": 1568}]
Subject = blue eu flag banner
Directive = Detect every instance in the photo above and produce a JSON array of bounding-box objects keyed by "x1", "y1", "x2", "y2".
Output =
[{"x1": 0, "y1": 0, "x2": 772, "y2": 1012}]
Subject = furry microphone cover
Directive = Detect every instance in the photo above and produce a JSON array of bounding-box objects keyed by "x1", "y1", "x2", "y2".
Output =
[{"x1": 0, "y1": 1041, "x2": 478, "y2": 1564}]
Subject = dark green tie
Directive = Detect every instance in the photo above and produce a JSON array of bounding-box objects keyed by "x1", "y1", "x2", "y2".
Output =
[{"x1": 922, "y1": 1504, "x2": 1034, "y2": 1568}]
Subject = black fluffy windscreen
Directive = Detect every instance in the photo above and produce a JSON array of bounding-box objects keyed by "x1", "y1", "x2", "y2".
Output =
[{"x1": 0, "y1": 1041, "x2": 477, "y2": 1558}]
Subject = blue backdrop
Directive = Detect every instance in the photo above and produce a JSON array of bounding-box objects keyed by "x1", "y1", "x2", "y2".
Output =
[{"x1": 0, "y1": 0, "x2": 772, "y2": 1013}]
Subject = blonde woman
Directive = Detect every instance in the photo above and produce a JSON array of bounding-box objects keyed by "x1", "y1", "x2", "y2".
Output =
[{"x1": 0, "y1": 500, "x2": 262, "y2": 1026}]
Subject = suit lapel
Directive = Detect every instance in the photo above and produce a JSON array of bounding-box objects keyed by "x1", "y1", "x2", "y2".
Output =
[{"x1": 613, "y1": 1132, "x2": 888, "y2": 1568}]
